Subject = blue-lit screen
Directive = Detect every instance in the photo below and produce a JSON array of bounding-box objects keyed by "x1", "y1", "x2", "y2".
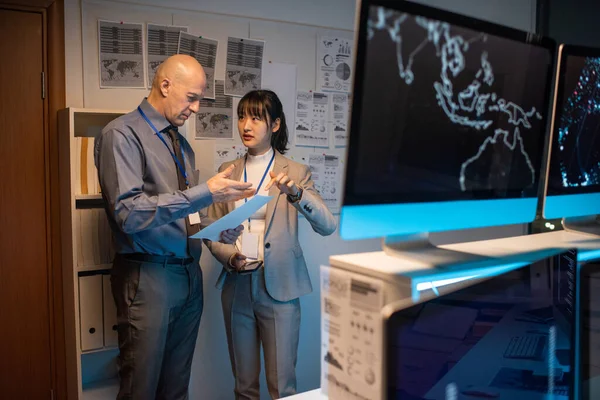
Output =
[
  {"x1": 343, "y1": 2, "x2": 555, "y2": 205},
  {"x1": 385, "y1": 249, "x2": 576, "y2": 399},
  {"x1": 546, "y1": 51, "x2": 600, "y2": 195}
]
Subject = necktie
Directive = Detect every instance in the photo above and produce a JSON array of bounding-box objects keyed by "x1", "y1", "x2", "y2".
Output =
[{"x1": 167, "y1": 128, "x2": 201, "y2": 237}]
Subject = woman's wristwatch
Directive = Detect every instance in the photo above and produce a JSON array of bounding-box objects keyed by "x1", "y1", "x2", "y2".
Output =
[{"x1": 287, "y1": 187, "x2": 303, "y2": 203}]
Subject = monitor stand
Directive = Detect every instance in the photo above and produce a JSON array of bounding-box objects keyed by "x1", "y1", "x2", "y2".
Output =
[
  {"x1": 562, "y1": 215, "x2": 600, "y2": 237},
  {"x1": 382, "y1": 232, "x2": 493, "y2": 268}
]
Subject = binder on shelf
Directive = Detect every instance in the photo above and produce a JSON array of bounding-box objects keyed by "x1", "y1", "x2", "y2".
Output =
[
  {"x1": 91, "y1": 209, "x2": 102, "y2": 265},
  {"x1": 77, "y1": 209, "x2": 115, "y2": 268},
  {"x1": 79, "y1": 274, "x2": 104, "y2": 351},
  {"x1": 75, "y1": 137, "x2": 101, "y2": 196},
  {"x1": 78, "y1": 209, "x2": 95, "y2": 267}
]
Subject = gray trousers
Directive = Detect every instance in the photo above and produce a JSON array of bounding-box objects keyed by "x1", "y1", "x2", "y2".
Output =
[
  {"x1": 221, "y1": 268, "x2": 301, "y2": 400},
  {"x1": 110, "y1": 255, "x2": 203, "y2": 400}
]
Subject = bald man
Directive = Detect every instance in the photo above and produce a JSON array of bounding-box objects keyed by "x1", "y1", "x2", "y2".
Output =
[{"x1": 95, "y1": 54, "x2": 254, "y2": 400}]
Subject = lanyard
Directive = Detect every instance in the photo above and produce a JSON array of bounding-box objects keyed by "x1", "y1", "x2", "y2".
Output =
[
  {"x1": 138, "y1": 106, "x2": 189, "y2": 187},
  {"x1": 243, "y1": 150, "x2": 275, "y2": 225}
]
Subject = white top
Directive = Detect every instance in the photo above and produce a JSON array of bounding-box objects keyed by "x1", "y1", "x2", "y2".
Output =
[{"x1": 234, "y1": 147, "x2": 275, "y2": 260}]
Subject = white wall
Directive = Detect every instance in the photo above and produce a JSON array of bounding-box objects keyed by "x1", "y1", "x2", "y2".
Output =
[{"x1": 64, "y1": 0, "x2": 536, "y2": 398}]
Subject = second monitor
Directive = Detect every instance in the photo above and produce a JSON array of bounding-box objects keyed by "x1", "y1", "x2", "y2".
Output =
[{"x1": 544, "y1": 44, "x2": 600, "y2": 221}]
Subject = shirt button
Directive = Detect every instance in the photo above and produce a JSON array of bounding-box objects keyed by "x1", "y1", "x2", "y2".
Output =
[{"x1": 265, "y1": 242, "x2": 271, "y2": 249}]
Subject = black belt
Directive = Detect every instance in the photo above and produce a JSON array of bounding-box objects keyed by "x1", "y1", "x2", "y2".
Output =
[{"x1": 118, "y1": 253, "x2": 194, "y2": 266}]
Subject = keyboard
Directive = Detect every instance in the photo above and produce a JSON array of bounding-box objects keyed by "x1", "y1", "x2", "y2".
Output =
[{"x1": 503, "y1": 335, "x2": 546, "y2": 360}]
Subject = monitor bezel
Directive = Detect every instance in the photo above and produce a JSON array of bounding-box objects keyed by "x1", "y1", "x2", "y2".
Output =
[
  {"x1": 543, "y1": 44, "x2": 600, "y2": 219},
  {"x1": 381, "y1": 251, "x2": 577, "y2": 400},
  {"x1": 343, "y1": 0, "x2": 557, "y2": 206}
]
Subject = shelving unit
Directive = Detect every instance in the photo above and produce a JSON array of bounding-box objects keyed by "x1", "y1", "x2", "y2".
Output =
[{"x1": 59, "y1": 108, "x2": 129, "y2": 399}]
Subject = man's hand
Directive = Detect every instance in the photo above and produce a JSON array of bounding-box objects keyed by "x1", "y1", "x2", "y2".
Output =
[
  {"x1": 263, "y1": 171, "x2": 300, "y2": 197},
  {"x1": 219, "y1": 225, "x2": 243, "y2": 244},
  {"x1": 228, "y1": 252, "x2": 247, "y2": 271},
  {"x1": 208, "y1": 165, "x2": 255, "y2": 203}
]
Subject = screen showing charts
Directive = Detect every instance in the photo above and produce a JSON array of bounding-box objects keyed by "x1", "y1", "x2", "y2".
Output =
[
  {"x1": 546, "y1": 48, "x2": 600, "y2": 196},
  {"x1": 385, "y1": 250, "x2": 577, "y2": 400},
  {"x1": 343, "y1": 1, "x2": 555, "y2": 205}
]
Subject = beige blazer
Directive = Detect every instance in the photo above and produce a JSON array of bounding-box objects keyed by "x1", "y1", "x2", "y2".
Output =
[{"x1": 206, "y1": 151, "x2": 337, "y2": 302}]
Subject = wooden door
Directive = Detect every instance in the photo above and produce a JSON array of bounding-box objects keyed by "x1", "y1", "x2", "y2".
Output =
[{"x1": 0, "y1": 7, "x2": 52, "y2": 398}]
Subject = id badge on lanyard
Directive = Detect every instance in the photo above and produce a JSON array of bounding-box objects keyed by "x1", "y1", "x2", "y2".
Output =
[{"x1": 241, "y1": 152, "x2": 275, "y2": 259}]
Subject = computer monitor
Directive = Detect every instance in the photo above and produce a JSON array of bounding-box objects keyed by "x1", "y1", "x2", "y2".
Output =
[
  {"x1": 382, "y1": 249, "x2": 577, "y2": 400},
  {"x1": 543, "y1": 44, "x2": 600, "y2": 220},
  {"x1": 340, "y1": 0, "x2": 556, "y2": 243},
  {"x1": 579, "y1": 261, "x2": 600, "y2": 400}
]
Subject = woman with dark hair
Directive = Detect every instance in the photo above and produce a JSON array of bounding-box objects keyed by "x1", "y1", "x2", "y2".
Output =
[{"x1": 206, "y1": 89, "x2": 336, "y2": 399}]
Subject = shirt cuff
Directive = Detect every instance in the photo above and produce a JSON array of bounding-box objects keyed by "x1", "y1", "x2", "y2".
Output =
[{"x1": 185, "y1": 183, "x2": 213, "y2": 211}]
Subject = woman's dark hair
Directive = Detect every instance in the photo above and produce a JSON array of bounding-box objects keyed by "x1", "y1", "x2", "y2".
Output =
[{"x1": 237, "y1": 89, "x2": 289, "y2": 154}]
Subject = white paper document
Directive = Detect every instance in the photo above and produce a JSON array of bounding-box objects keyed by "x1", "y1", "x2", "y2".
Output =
[
  {"x1": 320, "y1": 266, "x2": 384, "y2": 400},
  {"x1": 189, "y1": 195, "x2": 272, "y2": 241},
  {"x1": 316, "y1": 35, "x2": 353, "y2": 93},
  {"x1": 147, "y1": 23, "x2": 188, "y2": 89},
  {"x1": 295, "y1": 91, "x2": 330, "y2": 147},
  {"x1": 225, "y1": 37, "x2": 264, "y2": 97},
  {"x1": 309, "y1": 153, "x2": 341, "y2": 213},
  {"x1": 98, "y1": 20, "x2": 145, "y2": 88},
  {"x1": 196, "y1": 80, "x2": 233, "y2": 139},
  {"x1": 178, "y1": 33, "x2": 218, "y2": 99},
  {"x1": 331, "y1": 93, "x2": 350, "y2": 147},
  {"x1": 214, "y1": 143, "x2": 245, "y2": 173},
  {"x1": 262, "y1": 62, "x2": 297, "y2": 144}
]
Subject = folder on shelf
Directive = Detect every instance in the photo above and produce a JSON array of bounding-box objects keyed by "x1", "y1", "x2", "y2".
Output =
[
  {"x1": 79, "y1": 274, "x2": 104, "y2": 351},
  {"x1": 77, "y1": 209, "x2": 114, "y2": 268},
  {"x1": 78, "y1": 209, "x2": 95, "y2": 267},
  {"x1": 75, "y1": 136, "x2": 101, "y2": 196}
]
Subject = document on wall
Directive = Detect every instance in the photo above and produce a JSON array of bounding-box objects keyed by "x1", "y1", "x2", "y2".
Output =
[
  {"x1": 295, "y1": 91, "x2": 330, "y2": 148},
  {"x1": 309, "y1": 153, "x2": 341, "y2": 213},
  {"x1": 98, "y1": 20, "x2": 145, "y2": 88},
  {"x1": 214, "y1": 143, "x2": 245, "y2": 173},
  {"x1": 146, "y1": 24, "x2": 188, "y2": 89},
  {"x1": 224, "y1": 37, "x2": 264, "y2": 97},
  {"x1": 331, "y1": 93, "x2": 350, "y2": 147},
  {"x1": 190, "y1": 195, "x2": 273, "y2": 241},
  {"x1": 316, "y1": 36, "x2": 354, "y2": 93},
  {"x1": 178, "y1": 32, "x2": 218, "y2": 99},
  {"x1": 320, "y1": 266, "x2": 384, "y2": 400},
  {"x1": 262, "y1": 62, "x2": 297, "y2": 145},
  {"x1": 195, "y1": 80, "x2": 233, "y2": 139}
]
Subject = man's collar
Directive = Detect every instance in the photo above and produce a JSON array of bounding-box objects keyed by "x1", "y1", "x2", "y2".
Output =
[{"x1": 139, "y1": 98, "x2": 171, "y2": 133}]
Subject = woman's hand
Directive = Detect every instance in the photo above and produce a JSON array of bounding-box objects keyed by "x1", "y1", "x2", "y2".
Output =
[
  {"x1": 219, "y1": 225, "x2": 244, "y2": 244},
  {"x1": 263, "y1": 171, "x2": 301, "y2": 197},
  {"x1": 228, "y1": 252, "x2": 247, "y2": 271}
]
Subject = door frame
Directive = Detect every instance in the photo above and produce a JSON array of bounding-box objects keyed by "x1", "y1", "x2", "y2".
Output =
[{"x1": 0, "y1": 1, "x2": 66, "y2": 399}]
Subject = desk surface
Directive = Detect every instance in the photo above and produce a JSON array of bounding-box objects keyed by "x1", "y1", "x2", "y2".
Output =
[
  {"x1": 330, "y1": 230, "x2": 600, "y2": 292},
  {"x1": 286, "y1": 389, "x2": 327, "y2": 399}
]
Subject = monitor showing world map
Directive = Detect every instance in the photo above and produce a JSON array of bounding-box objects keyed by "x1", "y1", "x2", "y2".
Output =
[{"x1": 339, "y1": 0, "x2": 556, "y2": 239}]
